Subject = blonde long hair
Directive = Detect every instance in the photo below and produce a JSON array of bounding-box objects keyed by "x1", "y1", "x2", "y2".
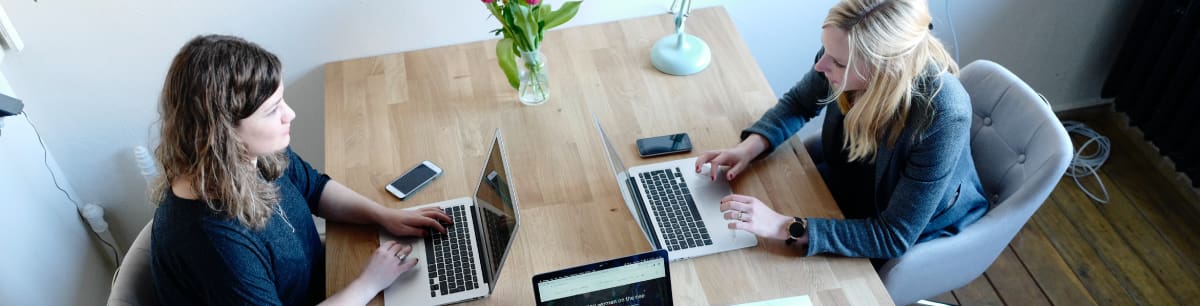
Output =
[
  {"x1": 153, "y1": 35, "x2": 288, "y2": 229},
  {"x1": 824, "y1": 0, "x2": 958, "y2": 162}
]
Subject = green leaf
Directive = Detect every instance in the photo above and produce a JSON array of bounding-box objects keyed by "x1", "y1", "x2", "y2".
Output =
[
  {"x1": 504, "y1": 4, "x2": 532, "y2": 51},
  {"x1": 502, "y1": 4, "x2": 517, "y2": 31},
  {"x1": 516, "y1": 4, "x2": 539, "y2": 50},
  {"x1": 537, "y1": 20, "x2": 545, "y2": 44},
  {"x1": 496, "y1": 37, "x2": 520, "y2": 89},
  {"x1": 509, "y1": 25, "x2": 527, "y2": 50},
  {"x1": 543, "y1": 1, "x2": 581, "y2": 30},
  {"x1": 537, "y1": 4, "x2": 551, "y2": 22}
]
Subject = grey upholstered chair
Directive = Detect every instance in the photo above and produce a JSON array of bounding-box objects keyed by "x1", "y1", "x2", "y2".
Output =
[
  {"x1": 876, "y1": 60, "x2": 1073, "y2": 305},
  {"x1": 800, "y1": 60, "x2": 1071, "y2": 305},
  {"x1": 107, "y1": 221, "x2": 157, "y2": 306}
]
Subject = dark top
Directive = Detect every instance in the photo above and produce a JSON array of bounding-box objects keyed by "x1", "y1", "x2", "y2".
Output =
[
  {"x1": 742, "y1": 50, "x2": 989, "y2": 259},
  {"x1": 151, "y1": 149, "x2": 331, "y2": 305},
  {"x1": 820, "y1": 99, "x2": 880, "y2": 220}
]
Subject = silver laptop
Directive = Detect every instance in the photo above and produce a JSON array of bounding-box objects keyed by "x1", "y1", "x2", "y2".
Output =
[
  {"x1": 593, "y1": 116, "x2": 757, "y2": 261},
  {"x1": 381, "y1": 129, "x2": 520, "y2": 306}
]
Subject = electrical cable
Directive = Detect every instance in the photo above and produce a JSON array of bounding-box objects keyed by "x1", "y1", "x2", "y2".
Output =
[
  {"x1": 22, "y1": 111, "x2": 123, "y2": 262},
  {"x1": 944, "y1": 0, "x2": 960, "y2": 62},
  {"x1": 1063, "y1": 120, "x2": 1111, "y2": 204}
]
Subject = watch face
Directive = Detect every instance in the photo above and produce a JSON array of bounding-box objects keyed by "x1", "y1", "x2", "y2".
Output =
[{"x1": 789, "y1": 220, "x2": 806, "y2": 238}]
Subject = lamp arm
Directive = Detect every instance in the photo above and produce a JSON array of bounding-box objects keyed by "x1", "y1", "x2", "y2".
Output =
[{"x1": 673, "y1": 0, "x2": 692, "y2": 47}]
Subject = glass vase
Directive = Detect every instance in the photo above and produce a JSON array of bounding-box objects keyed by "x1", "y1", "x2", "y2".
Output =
[{"x1": 518, "y1": 50, "x2": 549, "y2": 106}]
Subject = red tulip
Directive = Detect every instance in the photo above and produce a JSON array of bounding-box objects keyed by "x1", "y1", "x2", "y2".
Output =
[{"x1": 526, "y1": 0, "x2": 540, "y2": 5}]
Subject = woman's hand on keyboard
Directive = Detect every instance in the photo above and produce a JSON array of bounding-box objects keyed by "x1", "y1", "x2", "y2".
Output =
[
  {"x1": 327, "y1": 241, "x2": 419, "y2": 305},
  {"x1": 694, "y1": 134, "x2": 769, "y2": 181},
  {"x1": 375, "y1": 206, "x2": 454, "y2": 237},
  {"x1": 719, "y1": 194, "x2": 792, "y2": 241}
]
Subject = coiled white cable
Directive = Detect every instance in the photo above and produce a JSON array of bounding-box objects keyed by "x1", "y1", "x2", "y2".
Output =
[{"x1": 1063, "y1": 120, "x2": 1111, "y2": 203}]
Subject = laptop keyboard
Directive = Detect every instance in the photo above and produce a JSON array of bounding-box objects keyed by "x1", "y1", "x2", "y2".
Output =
[
  {"x1": 640, "y1": 167, "x2": 713, "y2": 251},
  {"x1": 424, "y1": 205, "x2": 478, "y2": 297}
]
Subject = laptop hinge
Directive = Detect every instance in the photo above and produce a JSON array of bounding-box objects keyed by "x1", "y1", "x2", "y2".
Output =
[
  {"x1": 627, "y1": 176, "x2": 662, "y2": 249},
  {"x1": 468, "y1": 203, "x2": 495, "y2": 291}
]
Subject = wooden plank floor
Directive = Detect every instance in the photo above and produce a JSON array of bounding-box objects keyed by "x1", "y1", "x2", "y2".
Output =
[{"x1": 924, "y1": 107, "x2": 1200, "y2": 306}]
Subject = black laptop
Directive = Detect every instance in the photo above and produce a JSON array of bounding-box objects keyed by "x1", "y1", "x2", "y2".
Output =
[{"x1": 531, "y1": 250, "x2": 672, "y2": 306}]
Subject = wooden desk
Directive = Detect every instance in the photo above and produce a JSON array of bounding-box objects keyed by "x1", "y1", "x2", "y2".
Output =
[{"x1": 323, "y1": 7, "x2": 892, "y2": 306}]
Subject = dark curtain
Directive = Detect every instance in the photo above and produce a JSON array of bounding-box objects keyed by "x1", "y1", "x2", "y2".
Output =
[{"x1": 1102, "y1": 0, "x2": 1200, "y2": 188}]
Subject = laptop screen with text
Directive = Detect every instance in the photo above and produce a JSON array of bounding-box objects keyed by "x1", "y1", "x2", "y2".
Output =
[{"x1": 533, "y1": 250, "x2": 672, "y2": 306}]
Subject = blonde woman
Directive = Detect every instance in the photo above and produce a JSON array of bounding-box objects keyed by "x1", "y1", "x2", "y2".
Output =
[
  {"x1": 150, "y1": 35, "x2": 451, "y2": 305},
  {"x1": 695, "y1": 0, "x2": 988, "y2": 262}
]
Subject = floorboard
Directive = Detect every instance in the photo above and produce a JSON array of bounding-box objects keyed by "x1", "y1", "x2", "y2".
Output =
[
  {"x1": 983, "y1": 247, "x2": 1051, "y2": 306},
  {"x1": 944, "y1": 108, "x2": 1200, "y2": 305}
]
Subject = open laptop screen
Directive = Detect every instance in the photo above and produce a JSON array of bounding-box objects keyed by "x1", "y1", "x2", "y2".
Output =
[
  {"x1": 593, "y1": 115, "x2": 657, "y2": 247},
  {"x1": 473, "y1": 130, "x2": 520, "y2": 293},
  {"x1": 532, "y1": 250, "x2": 672, "y2": 306}
]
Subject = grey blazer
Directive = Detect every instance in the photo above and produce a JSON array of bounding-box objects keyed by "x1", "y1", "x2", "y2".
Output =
[{"x1": 742, "y1": 50, "x2": 988, "y2": 259}]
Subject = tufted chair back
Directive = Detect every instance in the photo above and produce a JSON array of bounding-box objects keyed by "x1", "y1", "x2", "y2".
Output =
[{"x1": 877, "y1": 60, "x2": 1073, "y2": 305}]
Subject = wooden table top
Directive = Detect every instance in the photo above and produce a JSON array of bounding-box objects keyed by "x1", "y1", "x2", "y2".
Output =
[{"x1": 323, "y1": 6, "x2": 892, "y2": 306}]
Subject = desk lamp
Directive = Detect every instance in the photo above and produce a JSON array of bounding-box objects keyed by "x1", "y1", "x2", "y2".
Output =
[{"x1": 650, "y1": 0, "x2": 711, "y2": 76}]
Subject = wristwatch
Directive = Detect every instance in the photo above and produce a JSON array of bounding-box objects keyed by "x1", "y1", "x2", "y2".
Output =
[{"x1": 785, "y1": 217, "x2": 807, "y2": 245}]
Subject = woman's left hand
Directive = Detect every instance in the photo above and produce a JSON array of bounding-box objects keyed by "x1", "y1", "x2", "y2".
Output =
[
  {"x1": 720, "y1": 194, "x2": 793, "y2": 241},
  {"x1": 375, "y1": 207, "x2": 453, "y2": 237}
]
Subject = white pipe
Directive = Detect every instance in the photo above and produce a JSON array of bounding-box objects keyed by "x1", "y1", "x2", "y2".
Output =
[{"x1": 80, "y1": 203, "x2": 121, "y2": 266}]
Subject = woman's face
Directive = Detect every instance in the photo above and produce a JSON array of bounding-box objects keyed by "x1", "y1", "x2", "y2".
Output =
[
  {"x1": 815, "y1": 27, "x2": 871, "y2": 93},
  {"x1": 236, "y1": 83, "x2": 294, "y2": 156}
]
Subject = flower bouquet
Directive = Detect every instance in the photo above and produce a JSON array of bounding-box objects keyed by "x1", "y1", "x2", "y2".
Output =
[{"x1": 482, "y1": 0, "x2": 582, "y2": 105}]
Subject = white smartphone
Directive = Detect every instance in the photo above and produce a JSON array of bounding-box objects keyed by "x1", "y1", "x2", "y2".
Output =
[{"x1": 385, "y1": 160, "x2": 443, "y2": 200}]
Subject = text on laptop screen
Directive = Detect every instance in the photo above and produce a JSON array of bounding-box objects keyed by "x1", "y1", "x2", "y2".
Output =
[
  {"x1": 474, "y1": 134, "x2": 519, "y2": 292},
  {"x1": 535, "y1": 256, "x2": 670, "y2": 305}
]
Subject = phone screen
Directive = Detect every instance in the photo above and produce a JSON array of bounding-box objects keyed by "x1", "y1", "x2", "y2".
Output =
[
  {"x1": 637, "y1": 133, "x2": 692, "y2": 157},
  {"x1": 390, "y1": 163, "x2": 438, "y2": 194}
]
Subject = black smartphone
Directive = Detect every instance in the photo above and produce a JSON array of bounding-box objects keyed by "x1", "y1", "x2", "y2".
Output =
[{"x1": 636, "y1": 133, "x2": 693, "y2": 157}]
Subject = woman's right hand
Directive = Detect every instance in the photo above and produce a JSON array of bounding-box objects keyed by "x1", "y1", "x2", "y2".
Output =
[
  {"x1": 694, "y1": 134, "x2": 769, "y2": 181},
  {"x1": 322, "y1": 241, "x2": 419, "y2": 305},
  {"x1": 358, "y1": 240, "x2": 419, "y2": 293}
]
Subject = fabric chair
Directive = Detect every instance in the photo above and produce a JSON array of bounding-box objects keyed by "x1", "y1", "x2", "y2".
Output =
[
  {"x1": 107, "y1": 221, "x2": 157, "y2": 306},
  {"x1": 876, "y1": 60, "x2": 1073, "y2": 305}
]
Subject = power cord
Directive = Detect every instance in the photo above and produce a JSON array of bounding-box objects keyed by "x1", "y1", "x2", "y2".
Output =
[
  {"x1": 944, "y1": 0, "x2": 960, "y2": 62},
  {"x1": 22, "y1": 110, "x2": 123, "y2": 262},
  {"x1": 1063, "y1": 120, "x2": 1111, "y2": 204}
]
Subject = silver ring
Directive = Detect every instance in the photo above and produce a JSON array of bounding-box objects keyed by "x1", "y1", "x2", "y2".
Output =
[
  {"x1": 739, "y1": 211, "x2": 749, "y2": 222},
  {"x1": 395, "y1": 252, "x2": 407, "y2": 262}
]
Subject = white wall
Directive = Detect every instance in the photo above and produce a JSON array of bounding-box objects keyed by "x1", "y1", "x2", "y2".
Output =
[
  {"x1": 0, "y1": 86, "x2": 114, "y2": 303},
  {"x1": 0, "y1": 0, "x2": 1134, "y2": 300},
  {"x1": 929, "y1": 0, "x2": 1137, "y2": 111},
  {"x1": 0, "y1": 0, "x2": 835, "y2": 259}
]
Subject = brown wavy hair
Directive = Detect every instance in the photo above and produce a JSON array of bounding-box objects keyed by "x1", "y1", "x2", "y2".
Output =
[{"x1": 153, "y1": 34, "x2": 288, "y2": 229}]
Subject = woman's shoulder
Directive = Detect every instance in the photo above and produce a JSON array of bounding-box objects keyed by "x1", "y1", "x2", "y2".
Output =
[
  {"x1": 153, "y1": 195, "x2": 259, "y2": 250},
  {"x1": 918, "y1": 71, "x2": 971, "y2": 121},
  {"x1": 902, "y1": 70, "x2": 971, "y2": 140}
]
